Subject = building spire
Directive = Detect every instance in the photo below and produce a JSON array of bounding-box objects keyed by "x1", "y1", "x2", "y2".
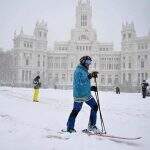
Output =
[
  {"x1": 14, "y1": 30, "x2": 17, "y2": 37},
  {"x1": 20, "y1": 26, "x2": 24, "y2": 35}
]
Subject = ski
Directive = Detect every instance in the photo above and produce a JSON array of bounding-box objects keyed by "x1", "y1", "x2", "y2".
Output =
[
  {"x1": 46, "y1": 129, "x2": 142, "y2": 141},
  {"x1": 82, "y1": 129, "x2": 142, "y2": 140}
]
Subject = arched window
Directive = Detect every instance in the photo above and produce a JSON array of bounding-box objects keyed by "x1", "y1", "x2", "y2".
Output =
[{"x1": 79, "y1": 35, "x2": 89, "y2": 40}]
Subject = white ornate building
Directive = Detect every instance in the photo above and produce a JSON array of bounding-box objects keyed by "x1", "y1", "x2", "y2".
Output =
[
  {"x1": 2, "y1": 0, "x2": 149, "y2": 91},
  {"x1": 12, "y1": 21, "x2": 48, "y2": 87}
]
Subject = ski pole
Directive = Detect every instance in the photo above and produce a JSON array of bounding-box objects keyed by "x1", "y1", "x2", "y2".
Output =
[{"x1": 94, "y1": 77, "x2": 106, "y2": 134}]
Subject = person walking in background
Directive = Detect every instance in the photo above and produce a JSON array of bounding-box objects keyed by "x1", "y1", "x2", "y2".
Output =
[
  {"x1": 141, "y1": 80, "x2": 149, "y2": 98},
  {"x1": 115, "y1": 87, "x2": 120, "y2": 94},
  {"x1": 33, "y1": 75, "x2": 41, "y2": 102},
  {"x1": 66, "y1": 56, "x2": 100, "y2": 133}
]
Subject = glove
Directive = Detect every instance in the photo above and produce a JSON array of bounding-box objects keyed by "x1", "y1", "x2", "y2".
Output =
[
  {"x1": 91, "y1": 86, "x2": 97, "y2": 92},
  {"x1": 91, "y1": 71, "x2": 99, "y2": 78},
  {"x1": 88, "y1": 73, "x2": 92, "y2": 79}
]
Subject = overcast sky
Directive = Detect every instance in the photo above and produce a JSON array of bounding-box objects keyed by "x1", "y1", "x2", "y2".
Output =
[{"x1": 0, "y1": 0, "x2": 150, "y2": 50}]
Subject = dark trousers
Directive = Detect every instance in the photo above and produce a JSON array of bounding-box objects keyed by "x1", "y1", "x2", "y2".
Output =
[
  {"x1": 67, "y1": 97, "x2": 98, "y2": 129},
  {"x1": 142, "y1": 90, "x2": 146, "y2": 98}
]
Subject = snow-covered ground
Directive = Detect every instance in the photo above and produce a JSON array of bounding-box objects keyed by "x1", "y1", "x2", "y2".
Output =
[{"x1": 0, "y1": 87, "x2": 150, "y2": 150}]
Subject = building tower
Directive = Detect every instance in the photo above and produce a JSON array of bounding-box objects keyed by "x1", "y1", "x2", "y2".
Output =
[
  {"x1": 34, "y1": 20, "x2": 48, "y2": 50},
  {"x1": 71, "y1": 0, "x2": 97, "y2": 42},
  {"x1": 121, "y1": 22, "x2": 136, "y2": 42},
  {"x1": 76, "y1": 0, "x2": 92, "y2": 29}
]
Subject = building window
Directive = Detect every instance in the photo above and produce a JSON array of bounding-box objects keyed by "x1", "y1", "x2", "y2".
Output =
[
  {"x1": 114, "y1": 75, "x2": 119, "y2": 84},
  {"x1": 141, "y1": 73, "x2": 144, "y2": 81},
  {"x1": 26, "y1": 59, "x2": 29, "y2": 66},
  {"x1": 81, "y1": 14, "x2": 87, "y2": 27},
  {"x1": 116, "y1": 64, "x2": 119, "y2": 70},
  {"x1": 38, "y1": 55, "x2": 40, "y2": 67},
  {"x1": 48, "y1": 73, "x2": 52, "y2": 79},
  {"x1": 80, "y1": 35, "x2": 88, "y2": 40},
  {"x1": 128, "y1": 33, "x2": 131, "y2": 38},
  {"x1": 29, "y1": 71, "x2": 31, "y2": 80},
  {"x1": 62, "y1": 74, "x2": 66, "y2": 80},
  {"x1": 39, "y1": 31, "x2": 42, "y2": 37},
  {"x1": 128, "y1": 73, "x2": 131, "y2": 83},
  {"x1": 123, "y1": 73, "x2": 126, "y2": 83},
  {"x1": 141, "y1": 61, "x2": 144, "y2": 68},
  {"x1": 109, "y1": 64, "x2": 111, "y2": 70},
  {"x1": 86, "y1": 46, "x2": 88, "y2": 50},
  {"x1": 48, "y1": 57, "x2": 53, "y2": 68},
  {"x1": 71, "y1": 62, "x2": 73, "y2": 68},
  {"x1": 70, "y1": 74, "x2": 73, "y2": 82},
  {"x1": 145, "y1": 55, "x2": 148, "y2": 59},
  {"x1": 145, "y1": 73, "x2": 148, "y2": 80},
  {"x1": 128, "y1": 62, "x2": 131, "y2": 68},
  {"x1": 101, "y1": 75, "x2": 105, "y2": 84},
  {"x1": 25, "y1": 71, "x2": 28, "y2": 82},
  {"x1": 89, "y1": 46, "x2": 91, "y2": 51},
  {"x1": 55, "y1": 74, "x2": 59, "y2": 81},
  {"x1": 123, "y1": 34, "x2": 126, "y2": 39},
  {"x1": 43, "y1": 56, "x2": 45, "y2": 67},
  {"x1": 22, "y1": 70, "x2": 24, "y2": 82},
  {"x1": 145, "y1": 44, "x2": 148, "y2": 49},
  {"x1": 80, "y1": 46, "x2": 82, "y2": 50},
  {"x1": 38, "y1": 61, "x2": 40, "y2": 67},
  {"x1": 108, "y1": 75, "x2": 112, "y2": 84},
  {"x1": 138, "y1": 45, "x2": 140, "y2": 49},
  {"x1": 123, "y1": 63, "x2": 125, "y2": 68},
  {"x1": 138, "y1": 73, "x2": 140, "y2": 84}
]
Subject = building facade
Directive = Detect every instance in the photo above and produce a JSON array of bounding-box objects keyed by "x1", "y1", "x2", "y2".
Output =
[
  {"x1": 0, "y1": 49, "x2": 13, "y2": 86},
  {"x1": 12, "y1": 21, "x2": 48, "y2": 87},
  {"x1": 47, "y1": 0, "x2": 150, "y2": 91},
  {"x1": 1, "y1": 0, "x2": 150, "y2": 91}
]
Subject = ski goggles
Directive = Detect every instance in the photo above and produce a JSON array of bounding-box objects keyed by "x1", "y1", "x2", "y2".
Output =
[{"x1": 85, "y1": 59, "x2": 92, "y2": 65}]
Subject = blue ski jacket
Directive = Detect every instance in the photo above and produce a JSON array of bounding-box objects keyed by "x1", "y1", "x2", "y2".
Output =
[{"x1": 73, "y1": 64, "x2": 91, "y2": 102}]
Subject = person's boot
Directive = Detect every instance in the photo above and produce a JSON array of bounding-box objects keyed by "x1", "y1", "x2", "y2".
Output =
[
  {"x1": 88, "y1": 125, "x2": 102, "y2": 134},
  {"x1": 67, "y1": 128, "x2": 76, "y2": 133}
]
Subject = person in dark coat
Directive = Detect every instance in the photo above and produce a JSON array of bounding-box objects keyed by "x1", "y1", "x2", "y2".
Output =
[
  {"x1": 141, "y1": 80, "x2": 149, "y2": 98},
  {"x1": 33, "y1": 75, "x2": 41, "y2": 102},
  {"x1": 115, "y1": 87, "x2": 120, "y2": 94}
]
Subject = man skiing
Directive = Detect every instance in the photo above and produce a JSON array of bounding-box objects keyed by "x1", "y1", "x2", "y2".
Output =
[
  {"x1": 141, "y1": 80, "x2": 149, "y2": 98},
  {"x1": 66, "y1": 56, "x2": 100, "y2": 133},
  {"x1": 33, "y1": 75, "x2": 41, "y2": 102}
]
